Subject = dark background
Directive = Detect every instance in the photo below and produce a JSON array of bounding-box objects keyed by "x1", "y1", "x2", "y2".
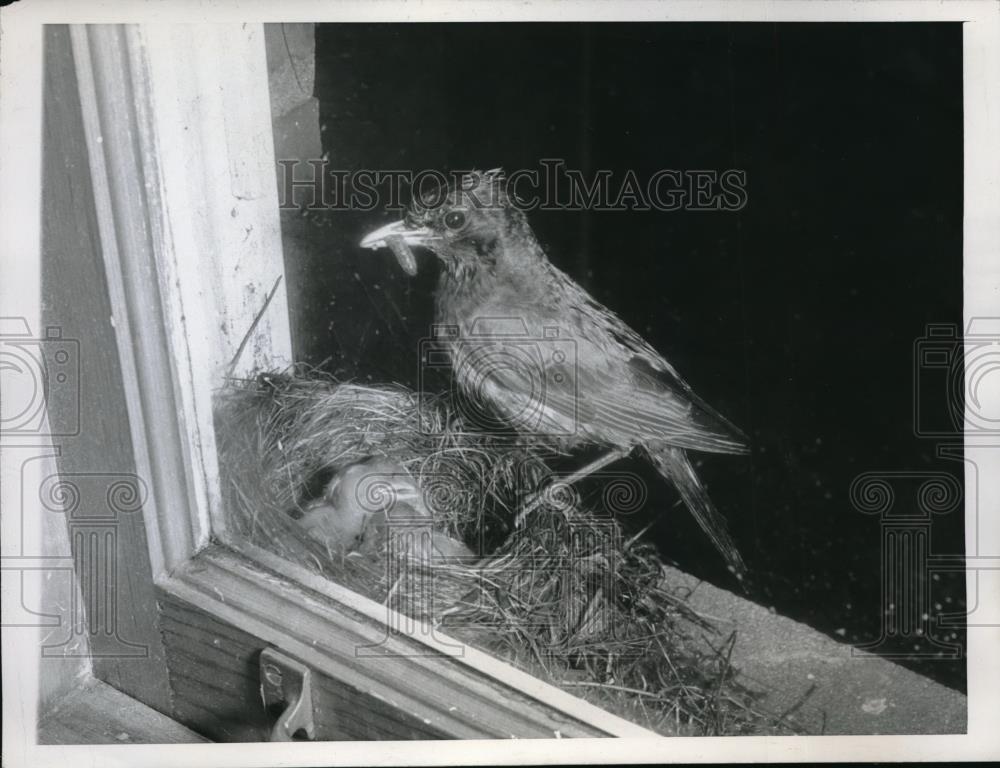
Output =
[{"x1": 293, "y1": 23, "x2": 966, "y2": 690}]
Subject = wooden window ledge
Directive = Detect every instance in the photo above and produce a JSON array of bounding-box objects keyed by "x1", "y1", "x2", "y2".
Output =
[{"x1": 38, "y1": 678, "x2": 209, "y2": 745}]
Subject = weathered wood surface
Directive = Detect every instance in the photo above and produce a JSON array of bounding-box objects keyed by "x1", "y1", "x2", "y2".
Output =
[
  {"x1": 38, "y1": 678, "x2": 208, "y2": 744},
  {"x1": 42, "y1": 24, "x2": 171, "y2": 713},
  {"x1": 69, "y1": 22, "x2": 295, "y2": 577},
  {"x1": 235, "y1": 541, "x2": 658, "y2": 738},
  {"x1": 158, "y1": 589, "x2": 443, "y2": 741},
  {"x1": 159, "y1": 546, "x2": 653, "y2": 740},
  {"x1": 69, "y1": 22, "x2": 205, "y2": 576}
]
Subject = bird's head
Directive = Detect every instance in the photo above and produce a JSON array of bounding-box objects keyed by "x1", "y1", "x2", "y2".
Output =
[{"x1": 360, "y1": 169, "x2": 540, "y2": 279}]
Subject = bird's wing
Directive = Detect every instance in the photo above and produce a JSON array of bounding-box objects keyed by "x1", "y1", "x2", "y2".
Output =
[
  {"x1": 452, "y1": 263, "x2": 748, "y2": 453},
  {"x1": 534, "y1": 266, "x2": 749, "y2": 454},
  {"x1": 624, "y1": 355, "x2": 749, "y2": 453},
  {"x1": 526, "y1": 345, "x2": 749, "y2": 454}
]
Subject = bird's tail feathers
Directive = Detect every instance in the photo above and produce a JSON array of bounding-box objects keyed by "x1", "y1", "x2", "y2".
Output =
[{"x1": 646, "y1": 444, "x2": 748, "y2": 584}]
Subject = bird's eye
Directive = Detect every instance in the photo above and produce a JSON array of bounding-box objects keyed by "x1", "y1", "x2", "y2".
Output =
[{"x1": 443, "y1": 210, "x2": 467, "y2": 231}]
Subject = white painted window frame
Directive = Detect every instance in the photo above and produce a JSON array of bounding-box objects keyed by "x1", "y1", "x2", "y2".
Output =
[{"x1": 64, "y1": 21, "x2": 654, "y2": 739}]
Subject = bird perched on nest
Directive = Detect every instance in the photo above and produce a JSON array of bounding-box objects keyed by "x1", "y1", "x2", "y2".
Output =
[{"x1": 361, "y1": 170, "x2": 749, "y2": 580}]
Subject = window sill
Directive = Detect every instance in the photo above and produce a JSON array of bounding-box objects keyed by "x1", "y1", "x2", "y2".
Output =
[
  {"x1": 157, "y1": 544, "x2": 657, "y2": 740},
  {"x1": 38, "y1": 678, "x2": 209, "y2": 745}
]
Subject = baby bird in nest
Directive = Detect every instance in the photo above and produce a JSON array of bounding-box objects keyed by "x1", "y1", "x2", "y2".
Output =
[{"x1": 298, "y1": 458, "x2": 474, "y2": 562}]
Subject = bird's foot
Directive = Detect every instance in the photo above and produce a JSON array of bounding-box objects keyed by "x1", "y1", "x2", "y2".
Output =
[
  {"x1": 514, "y1": 448, "x2": 632, "y2": 528},
  {"x1": 513, "y1": 481, "x2": 581, "y2": 528}
]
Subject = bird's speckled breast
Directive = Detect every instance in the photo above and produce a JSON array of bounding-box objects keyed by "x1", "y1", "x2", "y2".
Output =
[{"x1": 433, "y1": 265, "x2": 600, "y2": 449}]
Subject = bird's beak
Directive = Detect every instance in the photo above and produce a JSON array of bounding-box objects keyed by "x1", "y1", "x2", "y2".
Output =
[
  {"x1": 360, "y1": 220, "x2": 434, "y2": 250},
  {"x1": 360, "y1": 220, "x2": 437, "y2": 276}
]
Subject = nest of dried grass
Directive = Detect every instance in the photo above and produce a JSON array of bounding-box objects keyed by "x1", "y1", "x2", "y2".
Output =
[{"x1": 215, "y1": 369, "x2": 797, "y2": 736}]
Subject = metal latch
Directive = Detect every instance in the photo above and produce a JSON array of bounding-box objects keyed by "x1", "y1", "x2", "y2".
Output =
[{"x1": 259, "y1": 648, "x2": 316, "y2": 741}]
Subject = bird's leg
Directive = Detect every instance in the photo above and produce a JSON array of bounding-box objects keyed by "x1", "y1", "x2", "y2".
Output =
[{"x1": 515, "y1": 447, "x2": 632, "y2": 527}]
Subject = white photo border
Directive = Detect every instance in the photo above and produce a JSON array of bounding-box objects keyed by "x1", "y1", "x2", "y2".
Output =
[{"x1": 2, "y1": 1, "x2": 997, "y2": 765}]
